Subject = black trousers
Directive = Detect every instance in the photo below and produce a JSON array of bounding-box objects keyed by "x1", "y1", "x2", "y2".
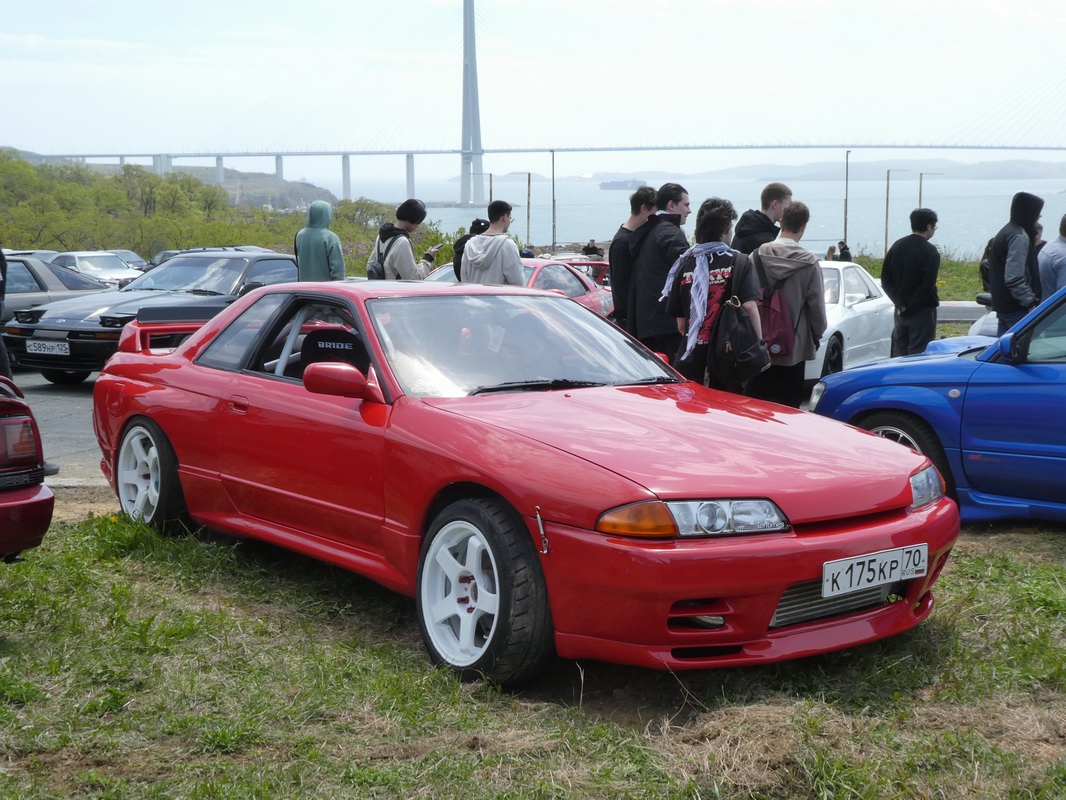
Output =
[
  {"x1": 891, "y1": 308, "x2": 937, "y2": 356},
  {"x1": 747, "y1": 361, "x2": 807, "y2": 408}
]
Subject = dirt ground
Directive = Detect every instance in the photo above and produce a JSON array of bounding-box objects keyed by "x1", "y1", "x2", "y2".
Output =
[{"x1": 50, "y1": 485, "x2": 121, "y2": 524}]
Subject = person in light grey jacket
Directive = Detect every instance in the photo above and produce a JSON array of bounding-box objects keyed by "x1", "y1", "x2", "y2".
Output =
[{"x1": 461, "y1": 200, "x2": 524, "y2": 286}]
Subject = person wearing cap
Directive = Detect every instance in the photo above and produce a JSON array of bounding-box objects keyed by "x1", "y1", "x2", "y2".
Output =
[
  {"x1": 295, "y1": 200, "x2": 346, "y2": 281},
  {"x1": 369, "y1": 198, "x2": 442, "y2": 281}
]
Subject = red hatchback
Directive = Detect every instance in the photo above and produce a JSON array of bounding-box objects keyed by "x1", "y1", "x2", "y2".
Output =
[
  {"x1": 93, "y1": 282, "x2": 958, "y2": 684},
  {"x1": 1, "y1": 377, "x2": 54, "y2": 562}
]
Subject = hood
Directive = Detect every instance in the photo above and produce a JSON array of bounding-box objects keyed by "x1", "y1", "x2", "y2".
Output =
[
  {"x1": 431, "y1": 384, "x2": 929, "y2": 524},
  {"x1": 305, "y1": 200, "x2": 333, "y2": 228},
  {"x1": 461, "y1": 233, "x2": 512, "y2": 272},
  {"x1": 33, "y1": 290, "x2": 233, "y2": 325},
  {"x1": 1009, "y1": 191, "x2": 1044, "y2": 234},
  {"x1": 756, "y1": 239, "x2": 819, "y2": 283},
  {"x1": 734, "y1": 209, "x2": 778, "y2": 240},
  {"x1": 377, "y1": 222, "x2": 409, "y2": 244}
]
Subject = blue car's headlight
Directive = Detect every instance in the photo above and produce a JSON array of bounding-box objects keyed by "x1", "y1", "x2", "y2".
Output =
[
  {"x1": 808, "y1": 381, "x2": 827, "y2": 410},
  {"x1": 666, "y1": 499, "x2": 790, "y2": 537},
  {"x1": 909, "y1": 465, "x2": 944, "y2": 510}
]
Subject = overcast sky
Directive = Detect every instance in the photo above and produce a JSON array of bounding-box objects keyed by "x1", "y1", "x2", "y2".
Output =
[{"x1": 4, "y1": 0, "x2": 1065, "y2": 183}]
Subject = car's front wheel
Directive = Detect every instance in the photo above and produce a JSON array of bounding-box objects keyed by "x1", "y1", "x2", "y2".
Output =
[
  {"x1": 116, "y1": 418, "x2": 190, "y2": 534},
  {"x1": 820, "y1": 335, "x2": 844, "y2": 377},
  {"x1": 40, "y1": 369, "x2": 92, "y2": 385},
  {"x1": 417, "y1": 498, "x2": 554, "y2": 685},
  {"x1": 857, "y1": 411, "x2": 956, "y2": 499}
]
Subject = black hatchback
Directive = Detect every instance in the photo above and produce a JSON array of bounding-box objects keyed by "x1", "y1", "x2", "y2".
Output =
[{"x1": 3, "y1": 251, "x2": 298, "y2": 384}]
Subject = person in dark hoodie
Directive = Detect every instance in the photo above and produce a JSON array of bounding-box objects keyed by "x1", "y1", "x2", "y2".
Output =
[
  {"x1": 370, "y1": 199, "x2": 441, "y2": 280},
  {"x1": 451, "y1": 218, "x2": 490, "y2": 280},
  {"x1": 295, "y1": 200, "x2": 346, "y2": 281},
  {"x1": 627, "y1": 182, "x2": 691, "y2": 355},
  {"x1": 988, "y1": 191, "x2": 1044, "y2": 335},
  {"x1": 730, "y1": 182, "x2": 792, "y2": 254},
  {"x1": 881, "y1": 207, "x2": 940, "y2": 357}
]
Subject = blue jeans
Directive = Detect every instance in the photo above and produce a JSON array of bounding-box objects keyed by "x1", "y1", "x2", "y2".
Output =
[{"x1": 996, "y1": 308, "x2": 1029, "y2": 337}]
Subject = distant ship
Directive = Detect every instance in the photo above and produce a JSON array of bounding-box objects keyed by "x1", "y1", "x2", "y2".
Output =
[{"x1": 599, "y1": 178, "x2": 647, "y2": 190}]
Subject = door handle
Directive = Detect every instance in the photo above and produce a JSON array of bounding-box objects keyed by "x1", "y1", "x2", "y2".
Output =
[{"x1": 228, "y1": 395, "x2": 250, "y2": 414}]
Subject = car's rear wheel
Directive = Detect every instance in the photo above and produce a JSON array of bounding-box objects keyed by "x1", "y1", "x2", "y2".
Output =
[
  {"x1": 820, "y1": 335, "x2": 844, "y2": 377},
  {"x1": 857, "y1": 411, "x2": 957, "y2": 499},
  {"x1": 116, "y1": 418, "x2": 190, "y2": 534},
  {"x1": 40, "y1": 369, "x2": 92, "y2": 385},
  {"x1": 417, "y1": 498, "x2": 554, "y2": 685}
]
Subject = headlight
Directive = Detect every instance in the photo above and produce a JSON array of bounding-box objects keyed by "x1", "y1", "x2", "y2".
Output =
[
  {"x1": 909, "y1": 465, "x2": 943, "y2": 510},
  {"x1": 808, "y1": 381, "x2": 826, "y2": 410},
  {"x1": 667, "y1": 500, "x2": 790, "y2": 536},
  {"x1": 595, "y1": 499, "x2": 790, "y2": 538}
]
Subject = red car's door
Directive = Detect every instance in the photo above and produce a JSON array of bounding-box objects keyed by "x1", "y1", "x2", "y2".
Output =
[{"x1": 217, "y1": 373, "x2": 388, "y2": 557}]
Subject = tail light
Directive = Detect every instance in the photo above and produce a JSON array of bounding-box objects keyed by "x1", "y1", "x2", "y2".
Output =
[{"x1": 0, "y1": 412, "x2": 45, "y2": 488}]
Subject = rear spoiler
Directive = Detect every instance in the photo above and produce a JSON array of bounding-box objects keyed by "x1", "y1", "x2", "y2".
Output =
[{"x1": 115, "y1": 303, "x2": 231, "y2": 354}]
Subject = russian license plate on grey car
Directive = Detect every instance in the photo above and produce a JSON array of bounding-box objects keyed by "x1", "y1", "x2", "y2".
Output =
[
  {"x1": 26, "y1": 340, "x2": 70, "y2": 356},
  {"x1": 822, "y1": 544, "x2": 928, "y2": 598}
]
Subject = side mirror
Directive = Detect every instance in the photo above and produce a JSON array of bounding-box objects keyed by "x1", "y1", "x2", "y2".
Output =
[
  {"x1": 238, "y1": 281, "x2": 266, "y2": 297},
  {"x1": 303, "y1": 362, "x2": 369, "y2": 398},
  {"x1": 844, "y1": 293, "x2": 866, "y2": 306},
  {"x1": 997, "y1": 332, "x2": 1016, "y2": 363},
  {"x1": 975, "y1": 292, "x2": 992, "y2": 308}
]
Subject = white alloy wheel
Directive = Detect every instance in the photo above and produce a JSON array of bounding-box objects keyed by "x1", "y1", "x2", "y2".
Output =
[
  {"x1": 117, "y1": 424, "x2": 162, "y2": 522},
  {"x1": 420, "y1": 519, "x2": 501, "y2": 668}
]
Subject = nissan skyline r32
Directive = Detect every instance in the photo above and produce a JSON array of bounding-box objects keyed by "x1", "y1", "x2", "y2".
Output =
[{"x1": 93, "y1": 280, "x2": 959, "y2": 684}]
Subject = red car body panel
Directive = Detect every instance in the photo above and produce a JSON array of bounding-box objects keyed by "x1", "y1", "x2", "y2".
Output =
[
  {"x1": 93, "y1": 282, "x2": 959, "y2": 671},
  {"x1": 1, "y1": 378, "x2": 54, "y2": 561}
]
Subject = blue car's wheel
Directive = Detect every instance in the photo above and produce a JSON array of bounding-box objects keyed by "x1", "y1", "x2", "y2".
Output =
[{"x1": 858, "y1": 411, "x2": 956, "y2": 499}]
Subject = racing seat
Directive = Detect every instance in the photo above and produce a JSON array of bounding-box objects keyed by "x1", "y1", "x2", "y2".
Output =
[{"x1": 297, "y1": 328, "x2": 370, "y2": 377}]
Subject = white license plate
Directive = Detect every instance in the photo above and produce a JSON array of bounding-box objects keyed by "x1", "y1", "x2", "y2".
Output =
[
  {"x1": 26, "y1": 340, "x2": 70, "y2": 356},
  {"x1": 822, "y1": 544, "x2": 928, "y2": 598}
]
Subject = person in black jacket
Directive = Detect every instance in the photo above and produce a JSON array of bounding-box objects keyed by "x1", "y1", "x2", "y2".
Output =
[
  {"x1": 608, "y1": 186, "x2": 656, "y2": 333},
  {"x1": 730, "y1": 182, "x2": 792, "y2": 254},
  {"x1": 988, "y1": 191, "x2": 1044, "y2": 335},
  {"x1": 881, "y1": 208, "x2": 940, "y2": 356},
  {"x1": 451, "y1": 218, "x2": 489, "y2": 280},
  {"x1": 627, "y1": 183, "x2": 691, "y2": 355},
  {"x1": 837, "y1": 240, "x2": 853, "y2": 262}
]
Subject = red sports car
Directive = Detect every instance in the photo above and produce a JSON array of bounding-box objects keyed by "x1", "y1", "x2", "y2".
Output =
[
  {"x1": 1, "y1": 377, "x2": 54, "y2": 562},
  {"x1": 93, "y1": 282, "x2": 959, "y2": 684}
]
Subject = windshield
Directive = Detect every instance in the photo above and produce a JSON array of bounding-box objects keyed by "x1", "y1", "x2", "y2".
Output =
[
  {"x1": 122, "y1": 256, "x2": 249, "y2": 294},
  {"x1": 79, "y1": 254, "x2": 134, "y2": 272},
  {"x1": 369, "y1": 294, "x2": 677, "y2": 398}
]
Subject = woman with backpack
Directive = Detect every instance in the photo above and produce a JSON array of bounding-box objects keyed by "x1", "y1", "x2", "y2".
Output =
[
  {"x1": 661, "y1": 197, "x2": 762, "y2": 393},
  {"x1": 747, "y1": 202, "x2": 828, "y2": 408}
]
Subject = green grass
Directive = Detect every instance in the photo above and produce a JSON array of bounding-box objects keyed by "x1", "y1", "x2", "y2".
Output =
[
  {"x1": 2, "y1": 514, "x2": 1065, "y2": 798},
  {"x1": 857, "y1": 254, "x2": 983, "y2": 302}
]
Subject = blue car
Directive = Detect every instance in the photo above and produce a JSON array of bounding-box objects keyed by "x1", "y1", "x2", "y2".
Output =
[{"x1": 809, "y1": 285, "x2": 1066, "y2": 524}]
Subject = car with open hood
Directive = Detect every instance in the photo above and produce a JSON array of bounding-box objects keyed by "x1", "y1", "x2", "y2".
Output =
[{"x1": 92, "y1": 280, "x2": 958, "y2": 684}]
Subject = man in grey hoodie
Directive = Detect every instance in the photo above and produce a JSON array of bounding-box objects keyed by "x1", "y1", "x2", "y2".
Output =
[
  {"x1": 461, "y1": 200, "x2": 524, "y2": 286},
  {"x1": 747, "y1": 202, "x2": 827, "y2": 408},
  {"x1": 295, "y1": 200, "x2": 346, "y2": 281}
]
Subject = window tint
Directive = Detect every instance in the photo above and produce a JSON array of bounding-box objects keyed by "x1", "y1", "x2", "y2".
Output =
[
  {"x1": 244, "y1": 258, "x2": 297, "y2": 287},
  {"x1": 53, "y1": 255, "x2": 73, "y2": 268},
  {"x1": 5, "y1": 262, "x2": 44, "y2": 293},
  {"x1": 533, "y1": 263, "x2": 587, "y2": 298},
  {"x1": 46, "y1": 263, "x2": 109, "y2": 290},
  {"x1": 196, "y1": 294, "x2": 287, "y2": 371}
]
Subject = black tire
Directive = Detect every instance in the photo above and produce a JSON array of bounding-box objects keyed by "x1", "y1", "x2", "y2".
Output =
[
  {"x1": 857, "y1": 411, "x2": 957, "y2": 499},
  {"x1": 115, "y1": 418, "x2": 191, "y2": 534},
  {"x1": 820, "y1": 335, "x2": 844, "y2": 378},
  {"x1": 416, "y1": 498, "x2": 554, "y2": 685},
  {"x1": 40, "y1": 369, "x2": 92, "y2": 385}
]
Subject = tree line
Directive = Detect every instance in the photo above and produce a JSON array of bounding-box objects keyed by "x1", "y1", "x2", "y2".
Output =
[{"x1": 0, "y1": 152, "x2": 452, "y2": 274}]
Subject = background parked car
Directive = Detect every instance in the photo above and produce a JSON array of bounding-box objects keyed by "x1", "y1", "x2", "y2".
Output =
[
  {"x1": 3, "y1": 249, "x2": 60, "y2": 262},
  {"x1": 50, "y1": 251, "x2": 142, "y2": 287},
  {"x1": 427, "y1": 258, "x2": 614, "y2": 318},
  {"x1": 3, "y1": 250, "x2": 297, "y2": 384},
  {"x1": 0, "y1": 376, "x2": 53, "y2": 562},
  {"x1": 0, "y1": 254, "x2": 110, "y2": 322},
  {"x1": 809, "y1": 283, "x2": 1066, "y2": 523},
  {"x1": 809, "y1": 260, "x2": 895, "y2": 382},
  {"x1": 108, "y1": 249, "x2": 149, "y2": 270},
  {"x1": 148, "y1": 245, "x2": 276, "y2": 270}
]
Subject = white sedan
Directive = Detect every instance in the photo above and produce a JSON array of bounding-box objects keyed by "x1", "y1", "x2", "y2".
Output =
[{"x1": 806, "y1": 261, "x2": 895, "y2": 382}]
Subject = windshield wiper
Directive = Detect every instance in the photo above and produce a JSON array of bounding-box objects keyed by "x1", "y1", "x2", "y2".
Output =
[
  {"x1": 470, "y1": 379, "x2": 605, "y2": 396},
  {"x1": 184, "y1": 289, "x2": 225, "y2": 296},
  {"x1": 621, "y1": 376, "x2": 683, "y2": 386}
]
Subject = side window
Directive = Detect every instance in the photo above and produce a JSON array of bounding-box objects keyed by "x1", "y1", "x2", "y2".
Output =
[
  {"x1": 843, "y1": 267, "x2": 872, "y2": 300},
  {"x1": 244, "y1": 259, "x2": 297, "y2": 287},
  {"x1": 533, "y1": 264, "x2": 587, "y2": 298},
  {"x1": 53, "y1": 255, "x2": 73, "y2": 268},
  {"x1": 6, "y1": 262, "x2": 44, "y2": 293},
  {"x1": 46, "y1": 263, "x2": 108, "y2": 290},
  {"x1": 1025, "y1": 301, "x2": 1066, "y2": 362},
  {"x1": 247, "y1": 301, "x2": 368, "y2": 381},
  {"x1": 196, "y1": 294, "x2": 287, "y2": 371}
]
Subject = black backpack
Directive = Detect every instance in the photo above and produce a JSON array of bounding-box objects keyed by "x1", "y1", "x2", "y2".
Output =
[{"x1": 367, "y1": 235, "x2": 403, "y2": 280}]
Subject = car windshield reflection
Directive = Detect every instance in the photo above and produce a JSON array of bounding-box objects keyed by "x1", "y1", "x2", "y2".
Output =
[
  {"x1": 368, "y1": 294, "x2": 676, "y2": 398},
  {"x1": 123, "y1": 257, "x2": 248, "y2": 295}
]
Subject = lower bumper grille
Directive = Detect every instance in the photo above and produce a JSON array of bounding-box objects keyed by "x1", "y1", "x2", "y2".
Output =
[{"x1": 770, "y1": 579, "x2": 903, "y2": 629}]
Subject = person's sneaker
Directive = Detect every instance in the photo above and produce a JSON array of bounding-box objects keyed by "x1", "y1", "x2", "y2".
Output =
[{"x1": 43, "y1": 462, "x2": 60, "y2": 477}]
